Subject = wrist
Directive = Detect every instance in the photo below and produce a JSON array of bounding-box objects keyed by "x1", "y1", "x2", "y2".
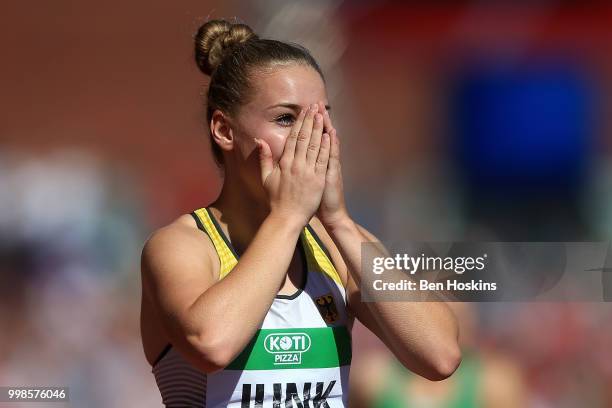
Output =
[
  {"x1": 266, "y1": 209, "x2": 307, "y2": 235},
  {"x1": 320, "y1": 210, "x2": 355, "y2": 234}
]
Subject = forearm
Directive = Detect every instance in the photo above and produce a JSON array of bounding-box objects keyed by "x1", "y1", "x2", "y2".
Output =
[
  {"x1": 324, "y1": 216, "x2": 461, "y2": 379},
  {"x1": 189, "y1": 212, "x2": 304, "y2": 363}
]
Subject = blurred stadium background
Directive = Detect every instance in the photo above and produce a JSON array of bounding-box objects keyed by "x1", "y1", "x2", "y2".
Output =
[{"x1": 2, "y1": 1, "x2": 612, "y2": 406}]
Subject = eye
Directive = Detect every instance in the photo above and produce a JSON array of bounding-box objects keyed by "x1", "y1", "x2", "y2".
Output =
[{"x1": 275, "y1": 113, "x2": 295, "y2": 127}]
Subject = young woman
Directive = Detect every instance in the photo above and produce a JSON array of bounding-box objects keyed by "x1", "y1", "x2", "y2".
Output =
[{"x1": 140, "y1": 19, "x2": 461, "y2": 407}]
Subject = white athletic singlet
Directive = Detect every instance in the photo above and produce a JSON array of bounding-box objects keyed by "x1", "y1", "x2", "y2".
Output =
[{"x1": 152, "y1": 207, "x2": 353, "y2": 407}]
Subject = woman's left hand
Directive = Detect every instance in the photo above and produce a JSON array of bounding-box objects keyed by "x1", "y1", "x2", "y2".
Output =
[{"x1": 315, "y1": 101, "x2": 350, "y2": 229}]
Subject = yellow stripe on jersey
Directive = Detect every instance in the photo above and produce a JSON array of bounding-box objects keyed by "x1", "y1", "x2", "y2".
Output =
[
  {"x1": 301, "y1": 227, "x2": 343, "y2": 287},
  {"x1": 193, "y1": 208, "x2": 237, "y2": 279},
  {"x1": 193, "y1": 207, "x2": 344, "y2": 289}
]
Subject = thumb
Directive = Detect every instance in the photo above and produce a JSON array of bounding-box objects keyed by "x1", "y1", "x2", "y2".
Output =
[{"x1": 256, "y1": 138, "x2": 273, "y2": 183}]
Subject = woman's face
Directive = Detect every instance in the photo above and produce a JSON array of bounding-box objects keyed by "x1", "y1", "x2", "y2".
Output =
[{"x1": 230, "y1": 63, "x2": 329, "y2": 162}]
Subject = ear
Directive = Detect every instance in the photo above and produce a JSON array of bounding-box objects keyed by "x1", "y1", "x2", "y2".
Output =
[{"x1": 210, "y1": 110, "x2": 234, "y2": 153}]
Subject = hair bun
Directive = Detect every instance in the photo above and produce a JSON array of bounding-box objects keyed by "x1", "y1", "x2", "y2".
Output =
[{"x1": 194, "y1": 19, "x2": 257, "y2": 76}]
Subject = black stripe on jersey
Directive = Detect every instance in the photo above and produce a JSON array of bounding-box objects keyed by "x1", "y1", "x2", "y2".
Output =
[
  {"x1": 305, "y1": 224, "x2": 347, "y2": 290},
  {"x1": 190, "y1": 211, "x2": 208, "y2": 235},
  {"x1": 153, "y1": 347, "x2": 207, "y2": 407},
  {"x1": 204, "y1": 207, "x2": 240, "y2": 260},
  {"x1": 306, "y1": 224, "x2": 334, "y2": 261},
  {"x1": 153, "y1": 343, "x2": 172, "y2": 367}
]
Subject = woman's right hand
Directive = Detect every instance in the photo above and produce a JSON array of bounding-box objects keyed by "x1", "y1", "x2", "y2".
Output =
[{"x1": 255, "y1": 103, "x2": 331, "y2": 227}]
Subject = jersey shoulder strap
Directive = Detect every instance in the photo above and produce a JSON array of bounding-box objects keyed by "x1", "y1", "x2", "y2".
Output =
[
  {"x1": 191, "y1": 207, "x2": 238, "y2": 279},
  {"x1": 302, "y1": 224, "x2": 344, "y2": 288},
  {"x1": 192, "y1": 207, "x2": 344, "y2": 288}
]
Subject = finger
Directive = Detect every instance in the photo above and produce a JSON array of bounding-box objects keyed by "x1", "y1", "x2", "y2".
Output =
[
  {"x1": 256, "y1": 138, "x2": 273, "y2": 184},
  {"x1": 315, "y1": 132, "x2": 331, "y2": 175},
  {"x1": 327, "y1": 129, "x2": 340, "y2": 174},
  {"x1": 295, "y1": 104, "x2": 317, "y2": 160},
  {"x1": 318, "y1": 101, "x2": 334, "y2": 134},
  {"x1": 281, "y1": 108, "x2": 306, "y2": 162},
  {"x1": 306, "y1": 112, "x2": 324, "y2": 166}
]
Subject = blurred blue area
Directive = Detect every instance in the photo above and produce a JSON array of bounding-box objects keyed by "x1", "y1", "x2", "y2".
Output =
[{"x1": 452, "y1": 59, "x2": 595, "y2": 195}]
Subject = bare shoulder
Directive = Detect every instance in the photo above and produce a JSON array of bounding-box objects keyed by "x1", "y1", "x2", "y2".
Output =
[
  {"x1": 141, "y1": 213, "x2": 220, "y2": 292},
  {"x1": 142, "y1": 214, "x2": 210, "y2": 263},
  {"x1": 308, "y1": 216, "x2": 349, "y2": 288}
]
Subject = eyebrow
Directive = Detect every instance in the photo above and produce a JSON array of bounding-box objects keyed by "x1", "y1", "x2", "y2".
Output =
[{"x1": 267, "y1": 103, "x2": 331, "y2": 112}]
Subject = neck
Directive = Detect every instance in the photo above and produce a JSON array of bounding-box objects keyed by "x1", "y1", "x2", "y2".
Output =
[{"x1": 210, "y1": 163, "x2": 271, "y2": 256}]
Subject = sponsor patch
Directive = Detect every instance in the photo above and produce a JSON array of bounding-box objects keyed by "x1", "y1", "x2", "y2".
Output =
[{"x1": 264, "y1": 333, "x2": 311, "y2": 366}]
